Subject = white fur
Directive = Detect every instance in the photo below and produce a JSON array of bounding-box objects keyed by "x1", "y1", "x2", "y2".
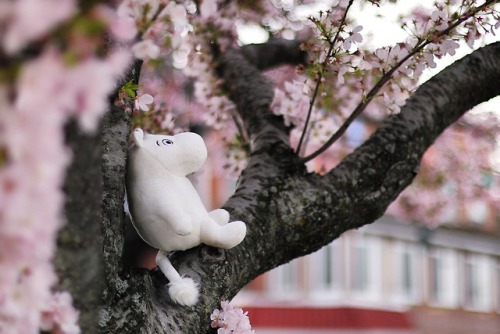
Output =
[
  {"x1": 168, "y1": 277, "x2": 199, "y2": 306},
  {"x1": 126, "y1": 128, "x2": 247, "y2": 305}
]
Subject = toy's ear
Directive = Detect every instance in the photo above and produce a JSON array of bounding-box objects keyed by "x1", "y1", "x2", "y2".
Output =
[{"x1": 132, "y1": 128, "x2": 144, "y2": 148}]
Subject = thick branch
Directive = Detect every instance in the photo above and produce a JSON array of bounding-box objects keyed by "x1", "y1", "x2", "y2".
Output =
[
  {"x1": 240, "y1": 39, "x2": 307, "y2": 71},
  {"x1": 217, "y1": 49, "x2": 290, "y2": 153},
  {"x1": 57, "y1": 122, "x2": 103, "y2": 333}
]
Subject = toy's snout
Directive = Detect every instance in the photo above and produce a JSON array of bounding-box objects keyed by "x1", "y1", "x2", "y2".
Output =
[{"x1": 172, "y1": 132, "x2": 207, "y2": 175}]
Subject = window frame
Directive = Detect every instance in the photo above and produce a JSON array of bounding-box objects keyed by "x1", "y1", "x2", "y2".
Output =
[{"x1": 427, "y1": 247, "x2": 459, "y2": 308}]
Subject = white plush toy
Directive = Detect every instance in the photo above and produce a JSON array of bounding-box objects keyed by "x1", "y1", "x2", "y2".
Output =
[{"x1": 126, "y1": 128, "x2": 247, "y2": 306}]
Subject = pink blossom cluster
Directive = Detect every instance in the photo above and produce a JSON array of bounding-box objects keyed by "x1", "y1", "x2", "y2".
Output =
[
  {"x1": 118, "y1": 0, "x2": 206, "y2": 132},
  {"x1": 271, "y1": 77, "x2": 313, "y2": 127},
  {"x1": 41, "y1": 292, "x2": 80, "y2": 334},
  {"x1": 117, "y1": 0, "x2": 191, "y2": 60},
  {"x1": 119, "y1": 0, "x2": 251, "y2": 176},
  {"x1": 0, "y1": 0, "x2": 76, "y2": 55},
  {"x1": 180, "y1": 0, "x2": 254, "y2": 172},
  {"x1": 181, "y1": 0, "x2": 242, "y2": 127},
  {"x1": 388, "y1": 112, "x2": 500, "y2": 226},
  {"x1": 210, "y1": 300, "x2": 254, "y2": 334},
  {"x1": 267, "y1": 0, "x2": 499, "y2": 156},
  {"x1": 0, "y1": 3, "x2": 132, "y2": 333}
]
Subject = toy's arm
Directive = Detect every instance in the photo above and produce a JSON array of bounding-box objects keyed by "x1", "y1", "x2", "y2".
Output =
[
  {"x1": 153, "y1": 209, "x2": 193, "y2": 236},
  {"x1": 139, "y1": 180, "x2": 194, "y2": 236}
]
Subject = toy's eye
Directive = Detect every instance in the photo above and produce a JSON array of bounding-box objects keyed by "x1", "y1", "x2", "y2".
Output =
[
  {"x1": 162, "y1": 139, "x2": 173, "y2": 145},
  {"x1": 156, "y1": 139, "x2": 174, "y2": 146}
]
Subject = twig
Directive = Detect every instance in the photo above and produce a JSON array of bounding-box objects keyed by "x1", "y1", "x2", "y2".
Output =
[{"x1": 295, "y1": 0, "x2": 354, "y2": 155}]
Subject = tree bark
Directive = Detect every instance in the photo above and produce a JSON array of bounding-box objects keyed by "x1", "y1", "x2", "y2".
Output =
[
  {"x1": 57, "y1": 122, "x2": 103, "y2": 333},
  {"x1": 59, "y1": 40, "x2": 500, "y2": 333}
]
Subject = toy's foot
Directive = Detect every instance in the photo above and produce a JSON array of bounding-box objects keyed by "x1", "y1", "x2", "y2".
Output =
[
  {"x1": 168, "y1": 277, "x2": 199, "y2": 306},
  {"x1": 225, "y1": 221, "x2": 246, "y2": 248},
  {"x1": 202, "y1": 221, "x2": 247, "y2": 249}
]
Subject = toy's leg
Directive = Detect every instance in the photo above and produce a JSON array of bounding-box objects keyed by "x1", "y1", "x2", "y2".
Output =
[
  {"x1": 156, "y1": 250, "x2": 199, "y2": 306},
  {"x1": 208, "y1": 209, "x2": 230, "y2": 225},
  {"x1": 201, "y1": 219, "x2": 246, "y2": 249}
]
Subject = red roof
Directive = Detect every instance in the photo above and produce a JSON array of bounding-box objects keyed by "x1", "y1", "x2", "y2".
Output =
[{"x1": 244, "y1": 306, "x2": 414, "y2": 329}]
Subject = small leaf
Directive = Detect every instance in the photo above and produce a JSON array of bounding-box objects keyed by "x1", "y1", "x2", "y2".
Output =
[
  {"x1": 0, "y1": 146, "x2": 8, "y2": 167},
  {"x1": 124, "y1": 88, "x2": 136, "y2": 98},
  {"x1": 120, "y1": 80, "x2": 141, "y2": 98}
]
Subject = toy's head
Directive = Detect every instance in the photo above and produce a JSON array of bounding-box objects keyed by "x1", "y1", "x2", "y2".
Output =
[{"x1": 132, "y1": 128, "x2": 207, "y2": 176}]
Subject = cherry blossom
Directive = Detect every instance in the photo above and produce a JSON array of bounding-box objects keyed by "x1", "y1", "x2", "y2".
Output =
[
  {"x1": 1, "y1": 0, "x2": 76, "y2": 54},
  {"x1": 117, "y1": 0, "x2": 159, "y2": 23},
  {"x1": 0, "y1": 2, "x2": 131, "y2": 333},
  {"x1": 109, "y1": 15, "x2": 138, "y2": 41},
  {"x1": 135, "y1": 94, "x2": 155, "y2": 111},
  {"x1": 132, "y1": 39, "x2": 161, "y2": 59},
  {"x1": 160, "y1": 2, "x2": 188, "y2": 30},
  {"x1": 343, "y1": 25, "x2": 363, "y2": 50},
  {"x1": 41, "y1": 292, "x2": 81, "y2": 334},
  {"x1": 271, "y1": 78, "x2": 313, "y2": 127},
  {"x1": 210, "y1": 300, "x2": 254, "y2": 334},
  {"x1": 200, "y1": 0, "x2": 218, "y2": 18}
]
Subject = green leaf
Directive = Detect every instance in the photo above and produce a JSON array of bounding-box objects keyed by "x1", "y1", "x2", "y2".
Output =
[
  {"x1": 73, "y1": 16, "x2": 107, "y2": 36},
  {"x1": 120, "y1": 80, "x2": 140, "y2": 98},
  {"x1": 124, "y1": 88, "x2": 136, "y2": 98},
  {"x1": 0, "y1": 146, "x2": 7, "y2": 167}
]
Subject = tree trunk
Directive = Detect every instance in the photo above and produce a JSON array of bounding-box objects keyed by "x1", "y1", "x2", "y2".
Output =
[
  {"x1": 57, "y1": 121, "x2": 103, "y2": 333},
  {"x1": 59, "y1": 41, "x2": 500, "y2": 333}
]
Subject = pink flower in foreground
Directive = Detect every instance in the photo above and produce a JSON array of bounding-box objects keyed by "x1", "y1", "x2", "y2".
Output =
[
  {"x1": 160, "y1": 2, "x2": 188, "y2": 28},
  {"x1": 132, "y1": 39, "x2": 161, "y2": 59},
  {"x1": 1, "y1": 6, "x2": 130, "y2": 332},
  {"x1": 109, "y1": 15, "x2": 137, "y2": 41},
  {"x1": 210, "y1": 308, "x2": 224, "y2": 328},
  {"x1": 200, "y1": 0, "x2": 218, "y2": 18},
  {"x1": 2, "y1": 0, "x2": 76, "y2": 54},
  {"x1": 210, "y1": 300, "x2": 254, "y2": 334},
  {"x1": 41, "y1": 292, "x2": 80, "y2": 334}
]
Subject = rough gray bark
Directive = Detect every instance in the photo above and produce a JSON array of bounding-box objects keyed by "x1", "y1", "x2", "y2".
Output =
[
  {"x1": 60, "y1": 40, "x2": 500, "y2": 333},
  {"x1": 57, "y1": 122, "x2": 103, "y2": 333}
]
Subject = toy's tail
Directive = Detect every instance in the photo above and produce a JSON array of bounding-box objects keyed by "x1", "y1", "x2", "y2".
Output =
[{"x1": 156, "y1": 251, "x2": 199, "y2": 306}]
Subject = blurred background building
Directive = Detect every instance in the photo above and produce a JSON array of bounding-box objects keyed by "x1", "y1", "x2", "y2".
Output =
[{"x1": 233, "y1": 215, "x2": 500, "y2": 334}]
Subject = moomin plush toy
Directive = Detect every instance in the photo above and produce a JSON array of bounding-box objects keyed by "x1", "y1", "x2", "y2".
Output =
[{"x1": 126, "y1": 128, "x2": 247, "y2": 306}]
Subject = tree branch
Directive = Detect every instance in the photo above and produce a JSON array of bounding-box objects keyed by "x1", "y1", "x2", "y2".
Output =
[
  {"x1": 216, "y1": 48, "x2": 290, "y2": 153},
  {"x1": 239, "y1": 39, "x2": 307, "y2": 71}
]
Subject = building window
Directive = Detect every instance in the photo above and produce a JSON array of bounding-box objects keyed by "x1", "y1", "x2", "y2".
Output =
[
  {"x1": 393, "y1": 241, "x2": 420, "y2": 304},
  {"x1": 352, "y1": 239, "x2": 369, "y2": 291},
  {"x1": 497, "y1": 259, "x2": 500, "y2": 313},
  {"x1": 428, "y1": 247, "x2": 459, "y2": 308},
  {"x1": 309, "y1": 238, "x2": 344, "y2": 298},
  {"x1": 402, "y1": 251, "x2": 412, "y2": 294},
  {"x1": 267, "y1": 257, "x2": 302, "y2": 299},
  {"x1": 348, "y1": 233, "x2": 381, "y2": 301},
  {"x1": 463, "y1": 253, "x2": 492, "y2": 312}
]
